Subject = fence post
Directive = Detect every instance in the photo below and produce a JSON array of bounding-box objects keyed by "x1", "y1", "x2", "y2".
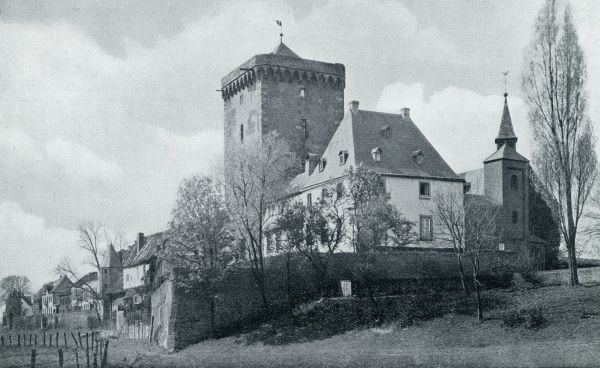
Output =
[
  {"x1": 30, "y1": 334, "x2": 32, "y2": 346},
  {"x1": 43, "y1": 331, "x2": 46, "y2": 346},
  {"x1": 79, "y1": 332, "x2": 83, "y2": 348},
  {"x1": 35, "y1": 334, "x2": 37, "y2": 346},
  {"x1": 86, "y1": 332, "x2": 89, "y2": 350},
  {"x1": 64, "y1": 332, "x2": 67, "y2": 348},
  {"x1": 58, "y1": 348, "x2": 64, "y2": 368},
  {"x1": 75, "y1": 348, "x2": 80, "y2": 368},
  {"x1": 1, "y1": 336, "x2": 4, "y2": 346},
  {"x1": 56, "y1": 332, "x2": 59, "y2": 347},
  {"x1": 18, "y1": 334, "x2": 21, "y2": 346},
  {"x1": 93, "y1": 352, "x2": 98, "y2": 368},
  {"x1": 86, "y1": 348, "x2": 90, "y2": 368},
  {"x1": 10, "y1": 334, "x2": 12, "y2": 346},
  {"x1": 72, "y1": 332, "x2": 79, "y2": 348},
  {"x1": 49, "y1": 333, "x2": 52, "y2": 347},
  {"x1": 101, "y1": 340, "x2": 109, "y2": 368},
  {"x1": 31, "y1": 348, "x2": 36, "y2": 368}
]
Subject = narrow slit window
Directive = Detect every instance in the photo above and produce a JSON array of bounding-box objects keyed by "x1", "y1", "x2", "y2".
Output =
[{"x1": 240, "y1": 124, "x2": 244, "y2": 143}]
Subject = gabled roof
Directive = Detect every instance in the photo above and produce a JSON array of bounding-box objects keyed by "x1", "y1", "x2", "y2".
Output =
[
  {"x1": 483, "y1": 143, "x2": 528, "y2": 163},
  {"x1": 271, "y1": 42, "x2": 300, "y2": 58},
  {"x1": 74, "y1": 272, "x2": 98, "y2": 288},
  {"x1": 123, "y1": 232, "x2": 165, "y2": 267},
  {"x1": 495, "y1": 94, "x2": 517, "y2": 144},
  {"x1": 52, "y1": 275, "x2": 74, "y2": 295},
  {"x1": 292, "y1": 106, "x2": 462, "y2": 190}
]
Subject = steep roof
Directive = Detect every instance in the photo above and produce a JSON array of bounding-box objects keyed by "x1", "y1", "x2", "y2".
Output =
[
  {"x1": 100, "y1": 244, "x2": 123, "y2": 268},
  {"x1": 271, "y1": 42, "x2": 300, "y2": 58},
  {"x1": 495, "y1": 93, "x2": 518, "y2": 145},
  {"x1": 460, "y1": 168, "x2": 485, "y2": 195},
  {"x1": 123, "y1": 232, "x2": 165, "y2": 267},
  {"x1": 292, "y1": 105, "x2": 462, "y2": 190},
  {"x1": 74, "y1": 272, "x2": 98, "y2": 288},
  {"x1": 483, "y1": 143, "x2": 528, "y2": 163},
  {"x1": 52, "y1": 275, "x2": 74, "y2": 296}
]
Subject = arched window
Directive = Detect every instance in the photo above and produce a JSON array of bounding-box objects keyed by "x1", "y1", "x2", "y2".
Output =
[{"x1": 511, "y1": 174, "x2": 519, "y2": 191}]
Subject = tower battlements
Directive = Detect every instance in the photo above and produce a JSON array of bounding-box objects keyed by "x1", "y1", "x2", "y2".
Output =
[{"x1": 220, "y1": 50, "x2": 345, "y2": 101}]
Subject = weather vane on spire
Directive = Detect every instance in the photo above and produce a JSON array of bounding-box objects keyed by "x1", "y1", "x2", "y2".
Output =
[
  {"x1": 502, "y1": 71, "x2": 509, "y2": 97},
  {"x1": 276, "y1": 20, "x2": 283, "y2": 43}
]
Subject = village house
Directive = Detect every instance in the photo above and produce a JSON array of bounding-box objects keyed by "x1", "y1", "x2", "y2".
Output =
[
  {"x1": 41, "y1": 275, "x2": 73, "y2": 314},
  {"x1": 70, "y1": 271, "x2": 99, "y2": 311}
]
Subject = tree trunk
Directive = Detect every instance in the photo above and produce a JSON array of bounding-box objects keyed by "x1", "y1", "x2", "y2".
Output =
[
  {"x1": 474, "y1": 276, "x2": 482, "y2": 320},
  {"x1": 209, "y1": 296, "x2": 215, "y2": 338},
  {"x1": 567, "y1": 239, "x2": 579, "y2": 286},
  {"x1": 456, "y1": 253, "x2": 468, "y2": 294},
  {"x1": 565, "y1": 182, "x2": 580, "y2": 286}
]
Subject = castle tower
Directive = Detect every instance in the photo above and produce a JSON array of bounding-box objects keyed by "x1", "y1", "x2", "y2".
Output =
[
  {"x1": 221, "y1": 42, "x2": 345, "y2": 174},
  {"x1": 483, "y1": 93, "x2": 529, "y2": 252}
]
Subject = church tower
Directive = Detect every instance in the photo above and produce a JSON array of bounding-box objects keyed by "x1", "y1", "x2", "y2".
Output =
[
  {"x1": 221, "y1": 42, "x2": 345, "y2": 175},
  {"x1": 483, "y1": 93, "x2": 529, "y2": 252}
]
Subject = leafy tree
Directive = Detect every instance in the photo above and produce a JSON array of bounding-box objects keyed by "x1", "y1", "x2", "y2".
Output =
[
  {"x1": 0, "y1": 275, "x2": 30, "y2": 302},
  {"x1": 162, "y1": 175, "x2": 235, "y2": 337},
  {"x1": 272, "y1": 184, "x2": 348, "y2": 299},
  {"x1": 225, "y1": 131, "x2": 296, "y2": 310},
  {"x1": 522, "y1": 0, "x2": 598, "y2": 285}
]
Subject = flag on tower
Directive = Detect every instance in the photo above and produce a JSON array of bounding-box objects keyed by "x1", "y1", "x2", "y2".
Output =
[{"x1": 276, "y1": 20, "x2": 282, "y2": 26}]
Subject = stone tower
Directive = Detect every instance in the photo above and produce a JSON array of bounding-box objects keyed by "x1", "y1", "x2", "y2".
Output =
[
  {"x1": 221, "y1": 42, "x2": 345, "y2": 174},
  {"x1": 483, "y1": 93, "x2": 529, "y2": 252}
]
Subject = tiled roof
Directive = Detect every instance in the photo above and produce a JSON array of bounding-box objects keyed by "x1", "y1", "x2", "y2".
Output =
[
  {"x1": 292, "y1": 107, "x2": 462, "y2": 190},
  {"x1": 74, "y1": 272, "x2": 98, "y2": 288},
  {"x1": 123, "y1": 232, "x2": 165, "y2": 267},
  {"x1": 52, "y1": 275, "x2": 74, "y2": 295},
  {"x1": 483, "y1": 143, "x2": 528, "y2": 163},
  {"x1": 271, "y1": 42, "x2": 300, "y2": 58}
]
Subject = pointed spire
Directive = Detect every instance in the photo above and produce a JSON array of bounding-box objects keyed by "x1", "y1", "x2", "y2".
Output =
[
  {"x1": 271, "y1": 42, "x2": 301, "y2": 58},
  {"x1": 495, "y1": 93, "x2": 518, "y2": 149}
]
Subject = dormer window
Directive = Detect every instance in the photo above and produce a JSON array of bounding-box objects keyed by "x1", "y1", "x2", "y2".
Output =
[
  {"x1": 380, "y1": 125, "x2": 392, "y2": 138},
  {"x1": 412, "y1": 150, "x2": 424, "y2": 165},
  {"x1": 339, "y1": 151, "x2": 348, "y2": 165},
  {"x1": 371, "y1": 147, "x2": 382, "y2": 162},
  {"x1": 318, "y1": 159, "x2": 327, "y2": 172}
]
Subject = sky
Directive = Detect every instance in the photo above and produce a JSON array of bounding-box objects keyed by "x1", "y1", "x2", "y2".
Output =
[{"x1": 1, "y1": 0, "x2": 599, "y2": 291}]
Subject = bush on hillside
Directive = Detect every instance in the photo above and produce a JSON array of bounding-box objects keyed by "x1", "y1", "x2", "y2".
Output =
[{"x1": 502, "y1": 306, "x2": 547, "y2": 329}]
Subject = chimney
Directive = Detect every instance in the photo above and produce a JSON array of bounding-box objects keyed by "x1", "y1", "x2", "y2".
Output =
[
  {"x1": 137, "y1": 232, "x2": 145, "y2": 252},
  {"x1": 348, "y1": 100, "x2": 359, "y2": 114},
  {"x1": 305, "y1": 156, "x2": 311, "y2": 173},
  {"x1": 401, "y1": 107, "x2": 410, "y2": 119}
]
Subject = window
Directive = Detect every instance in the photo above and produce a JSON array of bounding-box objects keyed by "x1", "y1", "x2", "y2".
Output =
[
  {"x1": 413, "y1": 150, "x2": 424, "y2": 164},
  {"x1": 339, "y1": 151, "x2": 348, "y2": 165},
  {"x1": 371, "y1": 147, "x2": 381, "y2": 162},
  {"x1": 103, "y1": 269, "x2": 107, "y2": 274},
  {"x1": 321, "y1": 187, "x2": 328, "y2": 200},
  {"x1": 307, "y1": 193, "x2": 312, "y2": 207},
  {"x1": 512, "y1": 210, "x2": 518, "y2": 224},
  {"x1": 336, "y1": 183, "x2": 344, "y2": 199},
  {"x1": 239, "y1": 94, "x2": 243, "y2": 105},
  {"x1": 318, "y1": 159, "x2": 327, "y2": 172},
  {"x1": 420, "y1": 216, "x2": 433, "y2": 240},
  {"x1": 299, "y1": 88, "x2": 305, "y2": 98},
  {"x1": 301, "y1": 119, "x2": 308, "y2": 139},
  {"x1": 380, "y1": 125, "x2": 392, "y2": 138},
  {"x1": 240, "y1": 124, "x2": 244, "y2": 143},
  {"x1": 498, "y1": 243, "x2": 505, "y2": 251},
  {"x1": 419, "y1": 182, "x2": 431, "y2": 198},
  {"x1": 511, "y1": 174, "x2": 519, "y2": 191}
]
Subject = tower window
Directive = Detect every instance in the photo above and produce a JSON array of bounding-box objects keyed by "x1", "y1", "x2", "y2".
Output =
[
  {"x1": 419, "y1": 182, "x2": 431, "y2": 199},
  {"x1": 240, "y1": 124, "x2": 244, "y2": 143},
  {"x1": 371, "y1": 147, "x2": 382, "y2": 162},
  {"x1": 420, "y1": 216, "x2": 433, "y2": 241},
  {"x1": 299, "y1": 88, "x2": 305, "y2": 98},
  {"x1": 511, "y1": 175, "x2": 519, "y2": 191},
  {"x1": 318, "y1": 159, "x2": 327, "y2": 172},
  {"x1": 339, "y1": 151, "x2": 349, "y2": 165},
  {"x1": 301, "y1": 119, "x2": 307, "y2": 139},
  {"x1": 512, "y1": 210, "x2": 518, "y2": 224},
  {"x1": 239, "y1": 94, "x2": 243, "y2": 105}
]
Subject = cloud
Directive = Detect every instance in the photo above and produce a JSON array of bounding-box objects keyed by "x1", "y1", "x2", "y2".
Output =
[
  {"x1": 0, "y1": 200, "x2": 83, "y2": 291},
  {"x1": 376, "y1": 82, "x2": 531, "y2": 173}
]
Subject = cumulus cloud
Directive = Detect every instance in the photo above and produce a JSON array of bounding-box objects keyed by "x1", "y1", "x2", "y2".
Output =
[
  {"x1": 0, "y1": 201, "x2": 83, "y2": 290},
  {"x1": 376, "y1": 82, "x2": 531, "y2": 173}
]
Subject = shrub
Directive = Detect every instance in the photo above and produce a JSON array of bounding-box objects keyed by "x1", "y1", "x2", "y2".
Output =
[{"x1": 502, "y1": 306, "x2": 546, "y2": 329}]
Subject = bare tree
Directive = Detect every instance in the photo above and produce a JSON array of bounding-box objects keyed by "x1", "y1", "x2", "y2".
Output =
[
  {"x1": 433, "y1": 191, "x2": 468, "y2": 293},
  {"x1": 225, "y1": 131, "x2": 296, "y2": 310},
  {"x1": 522, "y1": 0, "x2": 598, "y2": 285},
  {"x1": 464, "y1": 196, "x2": 502, "y2": 320},
  {"x1": 55, "y1": 258, "x2": 103, "y2": 322},
  {"x1": 162, "y1": 175, "x2": 235, "y2": 337}
]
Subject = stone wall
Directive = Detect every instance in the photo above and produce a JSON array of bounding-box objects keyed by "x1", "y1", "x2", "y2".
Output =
[
  {"x1": 150, "y1": 279, "x2": 176, "y2": 351},
  {"x1": 534, "y1": 266, "x2": 600, "y2": 286}
]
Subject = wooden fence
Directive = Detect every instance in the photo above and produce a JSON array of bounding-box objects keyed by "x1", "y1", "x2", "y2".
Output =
[{"x1": 0, "y1": 330, "x2": 109, "y2": 367}]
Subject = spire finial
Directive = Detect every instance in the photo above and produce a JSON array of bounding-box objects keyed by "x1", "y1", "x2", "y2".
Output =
[
  {"x1": 502, "y1": 70, "x2": 509, "y2": 98},
  {"x1": 276, "y1": 20, "x2": 283, "y2": 43}
]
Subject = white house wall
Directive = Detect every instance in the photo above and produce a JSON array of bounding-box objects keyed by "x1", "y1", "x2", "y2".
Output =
[{"x1": 124, "y1": 264, "x2": 150, "y2": 290}]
